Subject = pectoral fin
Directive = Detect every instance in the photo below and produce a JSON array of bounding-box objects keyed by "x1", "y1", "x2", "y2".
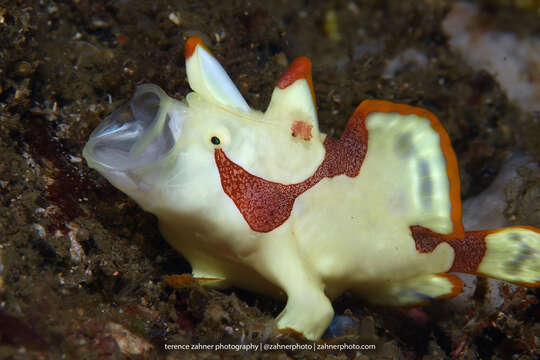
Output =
[{"x1": 356, "y1": 273, "x2": 462, "y2": 306}]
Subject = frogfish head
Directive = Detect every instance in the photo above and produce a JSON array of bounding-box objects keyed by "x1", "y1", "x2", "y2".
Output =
[{"x1": 83, "y1": 36, "x2": 325, "y2": 215}]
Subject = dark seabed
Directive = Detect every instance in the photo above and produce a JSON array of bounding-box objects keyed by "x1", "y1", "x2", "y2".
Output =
[{"x1": 1, "y1": 0, "x2": 539, "y2": 359}]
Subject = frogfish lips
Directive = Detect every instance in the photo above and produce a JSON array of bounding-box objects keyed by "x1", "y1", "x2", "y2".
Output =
[{"x1": 83, "y1": 84, "x2": 187, "y2": 190}]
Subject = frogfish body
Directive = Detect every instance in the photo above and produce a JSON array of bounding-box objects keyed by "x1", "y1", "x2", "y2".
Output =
[{"x1": 83, "y1": 36, "x2": 540, "y2": 340}]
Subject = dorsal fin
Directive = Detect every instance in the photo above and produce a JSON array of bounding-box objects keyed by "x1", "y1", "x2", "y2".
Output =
[
  {"x1": 264, "y1": 57, "x2": 320, "y2": 138},
  {"x1": 185, "y1": 36, "x2": 250, "y2": 112},
  {"x1": 353, "y1": 100, "x2": 464, "y2": 237}
]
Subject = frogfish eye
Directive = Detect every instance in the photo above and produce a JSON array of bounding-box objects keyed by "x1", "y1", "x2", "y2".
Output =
[{"x1": 210, "y1": 136, "x2": 221, "y2": 145}]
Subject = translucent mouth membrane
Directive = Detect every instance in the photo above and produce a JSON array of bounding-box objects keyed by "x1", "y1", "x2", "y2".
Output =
[{"x1": 83, "y1": 84, "x2": 186, "y2": 172}]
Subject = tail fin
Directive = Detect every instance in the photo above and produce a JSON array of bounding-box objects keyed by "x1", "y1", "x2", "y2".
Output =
[
  {"x1": 411, "y1": 225, "x2": 540, "y2": 286},
  {"x1": 475, "y1": 226, "x2": 540, "y2": 286}
]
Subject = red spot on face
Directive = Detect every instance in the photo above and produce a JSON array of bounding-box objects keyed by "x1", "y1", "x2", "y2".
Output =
[{"x1": 291, "y1": 120, "x2": 313, "y2": 140}]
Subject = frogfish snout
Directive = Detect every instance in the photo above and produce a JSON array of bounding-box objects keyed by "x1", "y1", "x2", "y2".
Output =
[{"x1": 83, "y1": 84, "x2": 187, "y2": 191}]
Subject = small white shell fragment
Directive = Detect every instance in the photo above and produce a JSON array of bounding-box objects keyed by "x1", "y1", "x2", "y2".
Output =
[
  {"x1": 69, "y1": 155, "x2": 82, "y2": 163},
  {"x1": 168, "y1": 12, "x2": 181, "y2": 26},
  {"x1": 106, "y1": 322, "x2": 153, "y2": 355}
]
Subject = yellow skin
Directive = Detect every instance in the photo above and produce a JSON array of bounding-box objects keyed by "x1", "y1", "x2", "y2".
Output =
[{"x1": 84, "y1": 37, "x2": 540, "y2": 340}]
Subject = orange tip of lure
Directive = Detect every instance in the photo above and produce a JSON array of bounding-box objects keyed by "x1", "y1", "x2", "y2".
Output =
[{"x1": 185, "y1": 36, "x2": 209, "y2": 59}]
